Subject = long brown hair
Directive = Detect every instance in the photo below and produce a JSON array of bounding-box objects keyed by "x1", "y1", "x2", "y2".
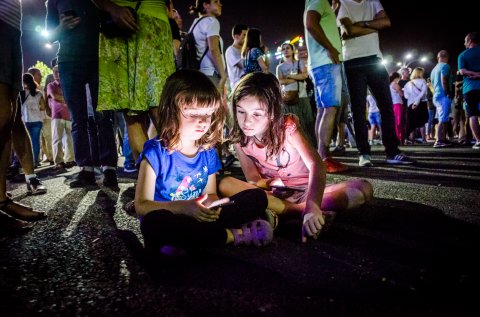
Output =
[
  {"x1": 156, "y1": 69, "x2": 226, "y2": 152},
  {"x1": 230, "y1": 72, "x2": 285, "y2": 158}
]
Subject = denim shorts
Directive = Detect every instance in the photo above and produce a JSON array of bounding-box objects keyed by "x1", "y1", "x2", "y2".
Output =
[
  {"x1": 368, "y1": 111, "x2": 381, "y2": 126},
  {"x1": 433, "y1": 95, "x2": 452, "y2": 123},
  {"x1": 310, "y1": 63, "x2": 342, "y2": 108}
]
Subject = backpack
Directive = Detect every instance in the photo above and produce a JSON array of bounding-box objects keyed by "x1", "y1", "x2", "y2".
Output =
[{"x1": 177, "y1": 16, "x2": 208, "y2": 70}]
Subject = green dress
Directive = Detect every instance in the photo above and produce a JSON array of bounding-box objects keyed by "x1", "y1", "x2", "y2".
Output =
[{"x1": 97, "y1": 0, "x2": 176, "y2": 114}]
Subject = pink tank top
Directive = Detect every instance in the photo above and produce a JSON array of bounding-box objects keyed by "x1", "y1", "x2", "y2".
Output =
[{"x1": 240, "y1": 115, "x2": 310, "y2": 187}]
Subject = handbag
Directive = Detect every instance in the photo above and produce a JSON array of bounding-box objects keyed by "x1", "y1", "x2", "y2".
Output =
[
  {"x1": 100, "y1": 0, "x2": 142, "y2": 38},
  {"x1": 282, "y1": 61, "x2": 300, "y2": 106}
]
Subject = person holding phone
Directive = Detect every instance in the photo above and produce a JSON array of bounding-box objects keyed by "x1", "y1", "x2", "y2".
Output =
[
  {"x1": 219, "y1": 73, "x2": 374, "y2": 242},
  {"x1": 135, "y1": 70, "x2": 274, "y2": 257}
]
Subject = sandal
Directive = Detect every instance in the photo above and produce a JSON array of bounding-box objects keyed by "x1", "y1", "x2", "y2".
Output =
[
  {"x1": 0, "y1": 209, "x2": 34, "y2": 234},
  {"x1": 0, "y1": 198, "x2": 46, "y2": 221},
  {"x1": 231, "y1": 219, "x2": 273, "y2": 247},
  {"x1": 264, "y1": 209, "x2": 279, "y2": 230}
]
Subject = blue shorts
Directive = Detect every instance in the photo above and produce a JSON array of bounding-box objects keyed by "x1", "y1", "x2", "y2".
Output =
[
  {"x1": 433, "y1": 95, "x2": 451, "y2": 123},
  {"x1": 310, "y1": 63, "x2": 342, "y2": 108},
  {"x1": 368, "y1": 112, "x2": 381, "y2": 126}
]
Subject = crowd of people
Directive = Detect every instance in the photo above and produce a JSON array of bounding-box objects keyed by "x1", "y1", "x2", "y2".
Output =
[{"x1": 1, "y1": 0, "x2": 479, "y2": 257}]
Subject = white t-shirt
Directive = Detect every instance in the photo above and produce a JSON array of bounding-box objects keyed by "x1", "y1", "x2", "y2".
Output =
[
  {"x1": 336, "y1": 0, "x2": 384, "y2": 61},
  {"x1": 21, "y1": 91, "x2": 45, "y2": 123},
  {"x1": 225, "y1": 45, "x2": 243, "y2": 88},
  {"x1": 191, "y1": 16, "x2": 224, "y2": 76},
  {"x1": 276, "y1": 60, "x2": 308, "y2": 98},
  {"x1": 367, "y1": 94, "x2": 379, "y2": 113}
]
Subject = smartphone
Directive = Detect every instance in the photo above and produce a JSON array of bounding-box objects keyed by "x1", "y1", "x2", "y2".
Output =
[
  {"x1": 61, "y1": 9, "x2": 77, "y2": 18},
  {"x1": 270, "y1": 185, "x2": 306, "y2": 192},
  {"x1": 208, "y1": 199, "x2": 235, "y2": 210}
]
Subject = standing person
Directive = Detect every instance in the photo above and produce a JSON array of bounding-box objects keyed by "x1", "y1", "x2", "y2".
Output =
[
  {"x1": 46, "y1": 65, "x2": 74, "y2": 170},
  {"x1": 20, "y1": 73, "x2": 46, "y2": 167},
  {"x1": 430, "y1": 50, "x2": 453, "y2": 148},
  {"x1": 367, "y1": 93, "x2": 382, "y2": 145},
  {"x1": 458, "y1": 32, "x2": 480, "y2": 149},
  {"x1": 276, "y1": 42, "x2": 316, "y2": 147},
  {"x1": 0, "y1": 0, "x2": 46, "y2": 234},
  {"x1": 136, "y1": 70, "x2": 273, "y2": 255},
  {"x1": 242, "y1": 28, "x2": 270, "y2": 75},
  {"x1": 219, "y1": 72, "x2": 373, "y2": 241},
  {"x1": 93, "y1": 0, "x2": 175, "y2": 165},
  {"x1": 389, "y1": 71, "x2": 405, "y2": 144},
  {"x1": 397, "y1": 67, "x2": 410, "y2": 144},
  {"x1": 28, "y1": 67, "x2": 53, "y2": 165},
  {"x1": 403, "y1": 67, "x2": 429, "y2": 144},
  {"x1": 225, "y1": 24, "x2": 248, "y2": 91},
  {"x1": 304, "y1": 0, "x2": 348, "y2": 173},
  {"x1": 336, "y1": 0, "x2": 415, "y2": 166},
  {"x1": 189, "y1": 0, "x2": 227, "y2": 93},
  {"x1": 46, "y1": 0, "x2": 119, "y2": 188}
]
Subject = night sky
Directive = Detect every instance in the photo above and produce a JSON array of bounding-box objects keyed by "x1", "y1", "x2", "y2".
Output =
[{"x1": 21, "y1": 0, "x2": 477, "y2": 74}]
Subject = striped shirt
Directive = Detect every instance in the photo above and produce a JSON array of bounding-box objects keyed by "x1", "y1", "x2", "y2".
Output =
[{"x1": 0, "y1": 0, "x2": 22, "y2": 30}]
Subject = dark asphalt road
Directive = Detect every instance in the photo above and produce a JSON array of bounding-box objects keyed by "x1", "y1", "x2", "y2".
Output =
[{"x1": 1, "y1": 144, "x2": 480, "y2": 316}]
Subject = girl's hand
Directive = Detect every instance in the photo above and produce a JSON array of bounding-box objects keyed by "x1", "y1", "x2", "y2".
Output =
[
  {"x1": 177, "y1": 198, "x2": 220, "y2": 222},
  {"x1": 254, "y1": 178, "x2": 273, "y2": 190},
  {"x1": 301, "y1": 209, "x2": 325, "y2": 243}
]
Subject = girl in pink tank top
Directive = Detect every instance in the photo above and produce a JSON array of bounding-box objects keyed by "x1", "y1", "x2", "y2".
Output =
[{"x1": 219, "y1": 72, "x2": 374, "y2": 242}]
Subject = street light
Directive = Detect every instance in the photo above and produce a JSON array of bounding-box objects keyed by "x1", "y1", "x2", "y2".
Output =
[{"x1": 397, "y1": 53, "x2": 429, "y2": 69}]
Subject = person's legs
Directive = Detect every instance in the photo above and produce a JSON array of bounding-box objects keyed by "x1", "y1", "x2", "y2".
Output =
[
  {"x1": 64, "y1": 120, "x2": 75, "y2": 163},
  {"x1": 51, "y1": 118, "x2": 64, "y2": 164},
  {"x1": 322, "y1": 179, "x2": 373, "y2": 211},
  {"x1": 218, "y1": 176, "x2": 303, "y2": 215},
  {"x1": 0, "y1": 84, "x2": 15, "y2": 202},
  {"x1": 367, "y1": 66, "x2": 400, "y2": 157},
  {"x1": 11, "y1": 111, "x2": 35, "y2": 175},
  {"x1": 40, "y1": 117, "x2": 53, "y2": 163},
  {"x1": 59, "y1": 62, "x2": 92, "y2": 167},
  {"x1": 124, "y1": 112, "x2": 149, "y2": 161},
  {"x1": 344, "y1": 62, "x2": 370, "y2": 156}
]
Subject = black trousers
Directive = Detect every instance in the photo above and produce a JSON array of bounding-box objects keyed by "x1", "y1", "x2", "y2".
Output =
[{"x1": 140, "y1": 188, "x2": 268, "y2": 249}]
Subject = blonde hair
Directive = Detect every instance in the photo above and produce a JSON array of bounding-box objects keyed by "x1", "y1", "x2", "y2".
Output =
[
  {"x1": 410, "y1": 67, "x2": 425, "y2": 80},
  {"x1": 156, "y1": 70, "x2": 226, "y2": 152}
]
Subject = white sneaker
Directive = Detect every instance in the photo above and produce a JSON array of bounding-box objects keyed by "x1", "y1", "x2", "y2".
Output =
[
  {"x1": 359, "y1": 155, "x2": 373, "y2": 167},
  {"x1": 473, "y1": 142, "x2": 480, "y2": 149}
]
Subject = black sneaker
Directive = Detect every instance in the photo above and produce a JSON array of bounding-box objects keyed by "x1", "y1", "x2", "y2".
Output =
[
  {"x1": 68, "y1": 170, "x2": 96, "y2": 188},
  {"x1": 123, "y1": 161, "x2": 137, "y2": 173},
  {"x1": 385, "y1": 153, "x2": 416, "y2": 165},
  {"x1": 26, "y1": 177, "x2": 47, "y2": 195},
  {"x1": 103, "y1": 169, "x2": 118, "y2": 187}
]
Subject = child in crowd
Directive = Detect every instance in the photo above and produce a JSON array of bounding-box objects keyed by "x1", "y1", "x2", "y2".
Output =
[
  {"x1": 135, "y1": 70, "x2": 273, "y2": 255},
  {"x1": 219, "y1": 73, "x2": 373, "y2": 242}
]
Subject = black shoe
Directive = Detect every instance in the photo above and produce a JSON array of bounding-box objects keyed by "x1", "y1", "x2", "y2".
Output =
[
  {"x1": 103, "y1": 169, "x2": 118, "y2": 187},
  {"x1": 53, "y1": 162, "x2": 67, "y2": 171},
  {"x1": 26, "y1": 177, "x2": 47, "y2": 195},
  {"x1": 65, "y1": 161, "x2": 76, "y2": 168},
  {"x1": 123, "y1": 161, "x2": 137, "y2": 173},
  {"x1": 68, "y1": 170, "x2": 96, "y2": 188}
]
